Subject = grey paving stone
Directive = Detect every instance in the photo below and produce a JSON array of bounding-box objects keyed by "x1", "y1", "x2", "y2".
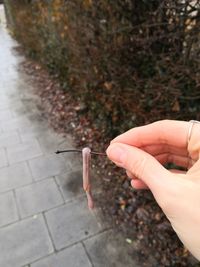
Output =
[
  {"x1": 16, "y1": 178, "x2": 64, "y2": 218},
  {"x1": 45, "y1": 198, "x2": 103, "y2": 250},
  {"x1": 62, "y1": 152, "x2": 82, "y2": 171},
  {"x1": 0, "y1": 109, "x2": 13, "y2": 121},
  {"x1": 0, "y1": 148, "x2": 8, "y2": 167},
  {"x1": 0, "y1": 97, "x2": 10, "y2": 110},
  {"x1": 55, "y1": 170, "x2": 84, "y2": 201},
  {"x1": 0, "y1": 131, "x2": 20, "y2": 148},
  {"x1": 31, "y1": 243, "x2": 92, "y2": 267},
  {"x1": 0, "y1": 191, "x2": 18, "y2": 227},
  {"x1": 6, "y1": 140, "x2": 43, "y2": 164},
  {"x1": 18, "y1": 124, "x2": 49, "y2": 137},
  {"x1": 1, "y1": 116, "x2": 31, "y2": 131},
  {"x1": 20, "y1": 130, "x2": 50, "y2": 143},
  {"x1": 0, "y1": 215, "x2": 53, "y2": 267},
  {"x1": 36, "y1": 131, "x2": 72, "y2": 154},
  {"x1": 29, "y1": 154, "x2": 69, "y2": 181},
  {"x1": 84, "y1": 230, "x2": 138, "y2": 267},
  {"x1": 0, "y1": 162, "x2": 32, "y2": 193}
]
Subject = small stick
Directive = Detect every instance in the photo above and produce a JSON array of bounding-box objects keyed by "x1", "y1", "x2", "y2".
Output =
[
  {"x1": 82, "y1": 147, "x2": 94, "y2": 209},
  {"x1": 55, "y1": 149, "x2": 106, "y2": 156}
]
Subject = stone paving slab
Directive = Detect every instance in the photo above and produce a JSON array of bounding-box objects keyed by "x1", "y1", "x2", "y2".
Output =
[
  {"x1": 6, "y1": 140, "x2": 43, "y2": 164},
  {"x1": 1, "y1": 116, "x2": 31, "y2": 132},
  {"x1": 16, "y1": 178, "x2": 64, "y2": 218},
  {"x1": 0, "y1": 191, "x2": 18, "y2": 227},
  {"x1": 45, "y1": 198, "x2": 104, "y2": 250},
  {"x1": 0, "y1": 109, "x2": 13, "y2": 121},
  {"x1": 55, "y1": 170, "x2": 84, "y2": 201},
  {"x1": 84, "y1": 229, "x2": 138, "y2": 267},
  {"x1": 31, "y1": 243, "x2": 92, "y2": 267},
  {"x1": 28, "y1": 154, "x2": 70, "y2": 181},
  {"x1": 0, "y1": 215, "x2": 53, "y2": 267},
  {"x1": 0, "y1": 148, "x2": 8, "y2": 167},
  {"x1": 0, "y1": 162, "x2": 32, "y2": 193},
  {"x1": 0, "y1": 131, "x2": 20, "y2": 148}
]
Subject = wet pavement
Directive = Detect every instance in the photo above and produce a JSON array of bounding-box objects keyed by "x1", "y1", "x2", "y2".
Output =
[{"x1": 0, "y1": 5, "x2": 137, "y2": 267}]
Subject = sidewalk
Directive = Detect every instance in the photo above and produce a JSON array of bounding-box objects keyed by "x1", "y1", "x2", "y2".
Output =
[{"x1": 0, "y1": 5, "x2": 137, "y2": 267}]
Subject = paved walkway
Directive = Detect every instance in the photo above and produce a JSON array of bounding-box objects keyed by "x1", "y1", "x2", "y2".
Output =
[{"x1": 0, "y1": 5, "x2": 136, "y2": 267}]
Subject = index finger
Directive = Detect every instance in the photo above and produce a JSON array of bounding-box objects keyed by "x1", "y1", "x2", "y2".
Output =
[{"x1": 111, "y1": 120, "x2": 189, "y2": 149}]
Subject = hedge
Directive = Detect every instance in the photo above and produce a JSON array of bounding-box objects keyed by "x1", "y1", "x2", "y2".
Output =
[{"x1": 4, "y1": 0, "x2": 200, "y2": 137}]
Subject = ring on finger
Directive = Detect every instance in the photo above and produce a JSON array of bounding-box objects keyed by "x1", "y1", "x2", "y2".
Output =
[{"x1": 187, "y1": 120, "x2": 200, "y2": 144}]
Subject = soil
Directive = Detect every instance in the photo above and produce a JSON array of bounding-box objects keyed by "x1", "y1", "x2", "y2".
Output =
[{"x1": 18, "y1": 53, "x2": 200, "y2": 267}]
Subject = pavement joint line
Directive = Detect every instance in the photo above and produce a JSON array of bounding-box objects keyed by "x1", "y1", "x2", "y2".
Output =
[
  {"x1": 25, "y1": 160, "x2": 35, "y2": 182},
  {"x1": 26, "y1": 159, "x2": 37, "y2": 182},
  {"x1": 53, "y1": 176, "x2": 65, "y2": 203},
  {"x1": 35, "y1": 136, "x2": 45, "y2": 154},
  {"x1": 12, "y1": 188, "x2": 21, "y2": 220},
  {"x1": 23, "y1": 251, "x2": 56, "y2": 267},
  {"x1": 0, "y1": 190, "x2": 19, "y2": 227},
  {"x1": 42, "y1": 212, "x2": 56, "y2": 252},
  {"x1": 2, "y1": 146, "x2": 9, "y2": 168},
  {"x1": 81, "y1": 241, "x2": 95, "y2": 267},
  {"x1": 0, "y1": 212, "x2": 21, "y2": 230},
  {"x1": 17, "y1": 128, "x2": 23, "y2": 143}
]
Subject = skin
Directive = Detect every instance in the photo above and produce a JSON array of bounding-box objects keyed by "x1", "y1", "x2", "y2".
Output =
[
  {"x1": 106, "y1": 120, "x2": 200, "y2": 260},
  {"x1": 82, "y1": 147, "x2": 94, "y2": 209}
]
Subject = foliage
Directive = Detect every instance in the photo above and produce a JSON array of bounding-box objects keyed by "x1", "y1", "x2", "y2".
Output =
[{"x1": 4, "y1": 0, "x2": 200, "y2": 137}]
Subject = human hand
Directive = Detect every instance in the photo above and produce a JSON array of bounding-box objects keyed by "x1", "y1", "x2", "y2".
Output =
[{"x1": 106, "y1": 120, "x2": 200, "y2": 260}]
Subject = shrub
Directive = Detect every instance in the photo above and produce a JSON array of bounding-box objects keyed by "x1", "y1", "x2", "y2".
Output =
[{"x1": 4, "y1": 0, "x2": 200, "y2": 137}]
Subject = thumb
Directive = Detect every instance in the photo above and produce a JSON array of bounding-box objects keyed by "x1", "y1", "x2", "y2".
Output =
[{"x1": 106, "y1": 142, "x2": 173, "y2": 196}]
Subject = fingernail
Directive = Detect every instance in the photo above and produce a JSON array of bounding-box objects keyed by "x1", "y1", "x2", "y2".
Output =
[{"x1": 106, "y1": 145, "x2": 126, "y2": 165}]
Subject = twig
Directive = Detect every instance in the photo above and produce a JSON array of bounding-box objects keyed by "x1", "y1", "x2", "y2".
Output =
[{"x1": 55, "y1": 149, "x2": 107, "y2": 156}]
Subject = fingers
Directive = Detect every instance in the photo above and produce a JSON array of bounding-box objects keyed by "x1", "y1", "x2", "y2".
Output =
[
  {"x1": 187, "y1": 160, "x2": 200, "y2": 175},
  {"x1": 141, "y1": 144, "x2": 188, "y2": 157},
  {"x1": 126, "y1": 170, "x2": 149, "y2": 189},
  {"x1": 111, "y1": 120, "x2": 189, "y2": 150},
  {"x1": 187, "y1": 122, "x2": 200, "y2": 161},
  {"x1": 131, "y1": 179, "x2": 149, "y2": 189},
  {"x1": 106, "y1": 142, "x2": 173, "y2": 193},
  {"x1": 126, "y1": 170, "x2": 186, "y2": 190},
  {"x1": 156, "y1": 153, "x2": 190, "y2": 168},
  {"x1": 169, "y1": 169, "x2": 187, "y2": 174}
]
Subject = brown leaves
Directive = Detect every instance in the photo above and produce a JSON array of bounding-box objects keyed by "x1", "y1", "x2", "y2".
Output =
[{"x1": 172, "y1": 100, "x2": 180, "y2": 112}]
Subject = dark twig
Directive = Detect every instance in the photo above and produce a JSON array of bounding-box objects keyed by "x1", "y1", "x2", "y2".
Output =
[{"x1": 55, "y1": 149, "x2": 107, "y2": 156}]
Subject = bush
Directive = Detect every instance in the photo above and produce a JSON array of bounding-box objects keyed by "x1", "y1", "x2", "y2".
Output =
[{"x1": 4, "y1": 0, "x2": 200, "y2": 137}]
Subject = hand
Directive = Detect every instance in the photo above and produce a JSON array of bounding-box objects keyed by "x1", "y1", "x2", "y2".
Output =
[{"x1": 106, "y1": 120, "x2": 200, "y2": 260}]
